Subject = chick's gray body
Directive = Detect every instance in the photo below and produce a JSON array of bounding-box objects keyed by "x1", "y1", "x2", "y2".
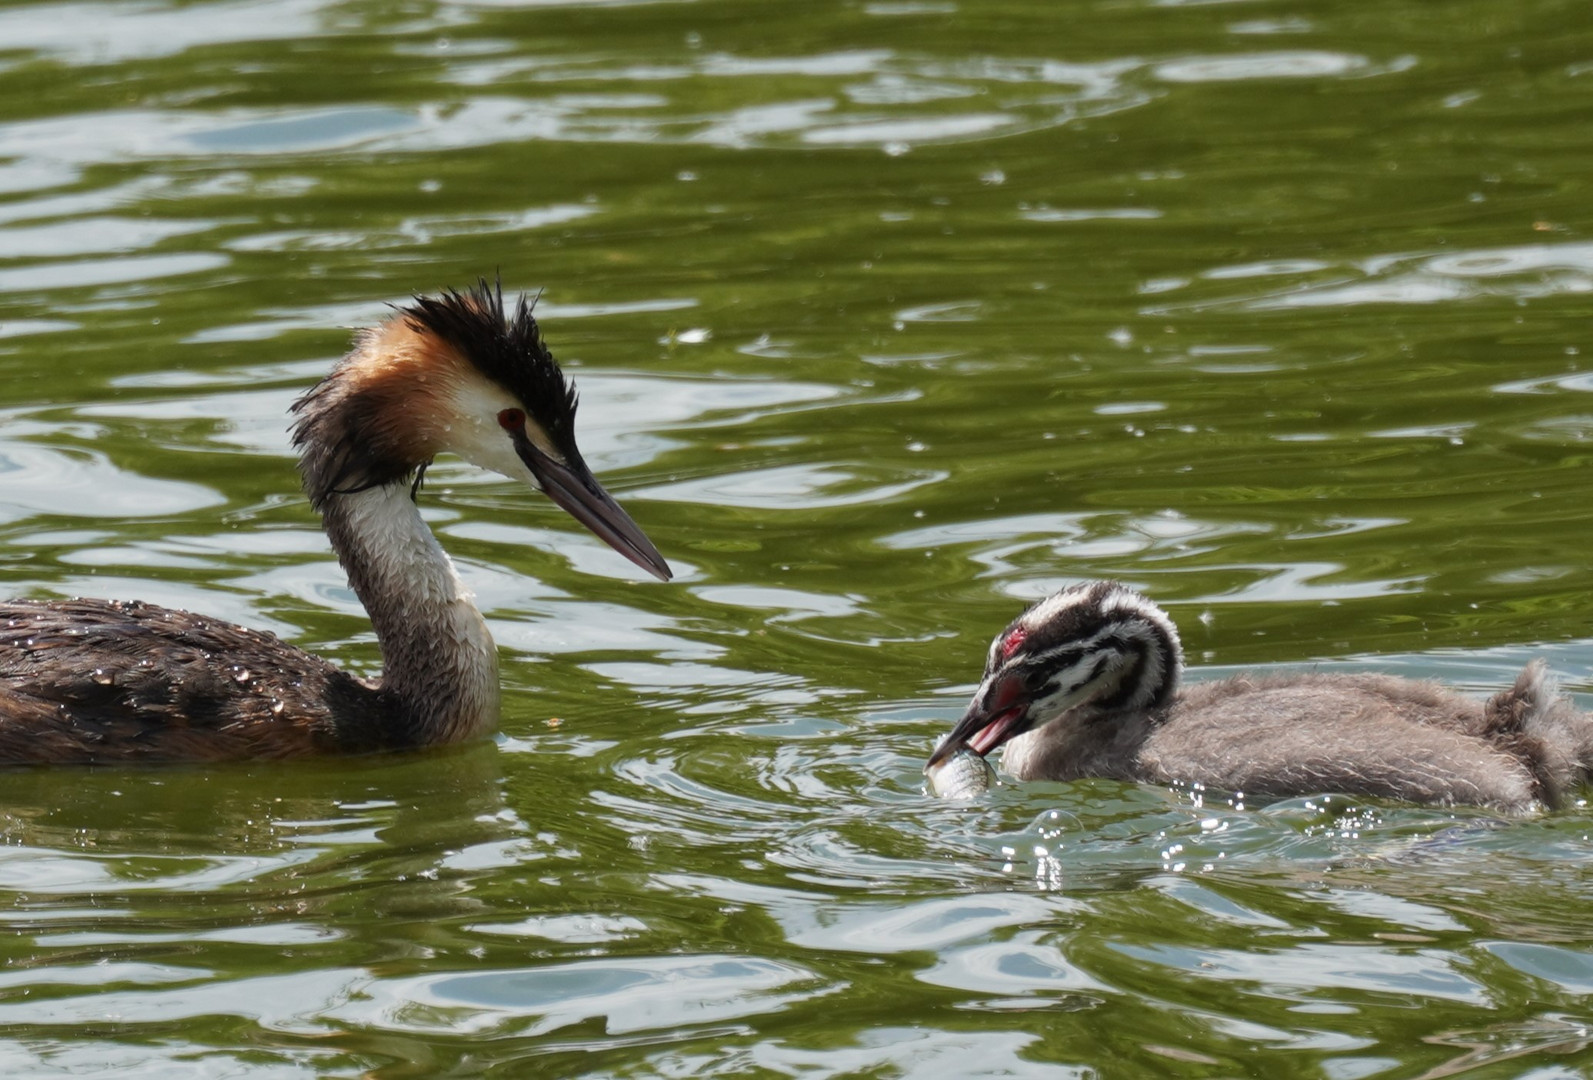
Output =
[
  {"x1": 935, "y1": 581, "x2": 1593, "y2": 812},
  {"x1": 1003, "y1": 662, "x2": 1583, "y2": 811}
]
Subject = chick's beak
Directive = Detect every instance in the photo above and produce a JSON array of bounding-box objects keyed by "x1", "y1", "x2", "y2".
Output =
[
  {"x1": 513, "y1": 437, "x2": 672, "y2": 582},
  {"x1": 924, "y1": 670, "x2": 1032, "y2": 771}
]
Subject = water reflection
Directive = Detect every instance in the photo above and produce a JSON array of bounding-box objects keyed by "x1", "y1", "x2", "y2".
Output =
[
  {"x1": 345, "y1": 954, "x2": 835, "y2": 1037},
  {"x1": 1147, "y1": 240, "x2": 1593, "y2": 313},
  {"x1": 0, "y1": 0, "x2": 328, "y2": 64},
  {"x1": 0, "y1": 434, "x2": 222, "y2": 525}
]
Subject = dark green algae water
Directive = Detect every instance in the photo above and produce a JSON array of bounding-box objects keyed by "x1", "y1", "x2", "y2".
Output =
[{"x1": 3, "y1": 0, "x2": 1593, "y2": 1076}]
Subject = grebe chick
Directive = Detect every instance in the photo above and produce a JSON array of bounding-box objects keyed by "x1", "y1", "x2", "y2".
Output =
[
  {"x1": 0, "y1": 280, "x2": 671, "y2": 763},
  {"x1": 927, "y1": 581, "x2": 1593, "y2": 812}
]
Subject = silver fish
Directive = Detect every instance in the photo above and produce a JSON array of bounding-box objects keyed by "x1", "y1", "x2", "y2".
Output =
[{"x1": 925, "y1": 741, "x2": 994, "y2": 800}]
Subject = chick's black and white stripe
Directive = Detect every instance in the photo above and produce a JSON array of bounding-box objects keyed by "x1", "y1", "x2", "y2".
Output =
[
  {"x1": 933, "y1": 580, "x2": 1593, "y2": 812},
  {"x1": 998, "y1": 581, "x2": 1181, "y2": 717}
]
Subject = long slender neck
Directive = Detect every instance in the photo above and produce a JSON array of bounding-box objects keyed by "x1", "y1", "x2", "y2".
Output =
[{"x1": 320, "y1": 483, "x2": 499, "y2": 744}]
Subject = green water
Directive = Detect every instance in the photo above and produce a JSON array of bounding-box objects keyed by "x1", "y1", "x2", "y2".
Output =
[{"x1": 3, "y1": 0, "x2": 1593, "y2": 1075}]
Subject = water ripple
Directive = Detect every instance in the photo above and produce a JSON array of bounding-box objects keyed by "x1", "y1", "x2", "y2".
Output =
[
  {"x1": 1153, "y1": 241, "x2": 1593, "y2": 313},
  {"x1": 0, "y1": 421, "x2": 224, "y2": 526},
  {"x1": 334, "y1": 954, "x2": 836, "y2": 1037},
  {"x1": 0, "y1": 0, "x2": 329, "y2": 64},
  {"x1": 645, "y1": 462, "x2": 946, "y2": 510}
]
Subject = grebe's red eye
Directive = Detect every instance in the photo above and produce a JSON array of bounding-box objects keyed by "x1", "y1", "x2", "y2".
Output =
[
  {"x1": 999, "y1": 627, "x2": 1028, "y2": 660},
  {"x1": 497, "y1": 408, "x2": 525, "y2": 431}
]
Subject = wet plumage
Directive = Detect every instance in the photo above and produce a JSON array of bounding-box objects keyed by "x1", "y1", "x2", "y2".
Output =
[{"x1": 0, "y1": 280, "x2": 671, "y2": 764}]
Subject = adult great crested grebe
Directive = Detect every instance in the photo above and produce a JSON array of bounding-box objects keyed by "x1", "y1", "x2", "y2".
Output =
[
  {"x1": 927, "y1": 581, "x2": 1593, "y2": 812},
  {"x1": 0, "y1": 280, "x2": 671, "y2": 763}
]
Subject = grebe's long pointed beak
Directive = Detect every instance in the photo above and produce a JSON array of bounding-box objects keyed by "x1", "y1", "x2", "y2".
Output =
[
  {"x1": 925, "y1": 671, "x2": 1030, "y2": 771},
  {"x1": 516, "y1": 441, "x2": 672, "y2": 582}
]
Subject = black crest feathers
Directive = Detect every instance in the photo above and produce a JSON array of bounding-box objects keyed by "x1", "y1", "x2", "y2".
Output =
[
  {"x1": 290, "y1": 278, "x2": 581, "y2": 509},
  {"x1": 404, "y1": 278, "x2": 580, "y2": 449}
]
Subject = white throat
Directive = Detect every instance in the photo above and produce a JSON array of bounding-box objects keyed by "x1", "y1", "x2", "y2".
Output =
[{"x1": 329, "y1": 483, "x2": 500, "y2": 742}]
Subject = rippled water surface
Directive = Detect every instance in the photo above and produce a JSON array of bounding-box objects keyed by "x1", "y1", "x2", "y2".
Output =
[{"x1": 4, "y1": 0, "x2": 1593, "y2": 1075}]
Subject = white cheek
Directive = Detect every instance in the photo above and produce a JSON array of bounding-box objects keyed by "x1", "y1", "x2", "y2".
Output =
[
  {"x1": 444, "y1": 379, "x2": 561, "y2": 483},
  {"x1": 1029, "y1": 643, "x2": 1127, "y2": 716},
  {"x1": 450, "y1": 413, "x2": 527, "y2": 482},
  {"x1": 1034, "y1": 673, "x2": 1091, "y2": 717}
]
